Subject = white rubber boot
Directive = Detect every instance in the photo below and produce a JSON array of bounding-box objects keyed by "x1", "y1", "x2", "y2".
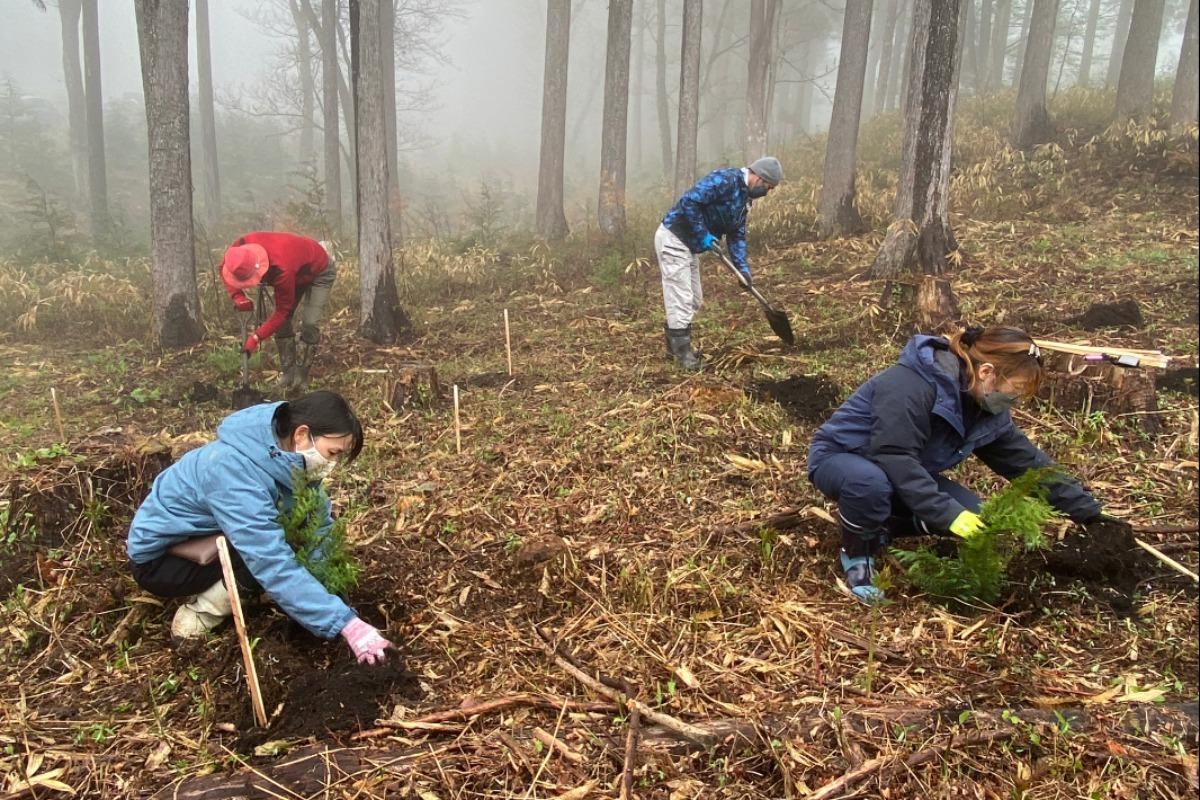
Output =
[{"x1": 171, "y1": 580, "x2": 233, "y2": 640}]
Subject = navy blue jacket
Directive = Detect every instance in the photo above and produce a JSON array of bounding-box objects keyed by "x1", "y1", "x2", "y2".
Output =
[
  {"x1": 808, "y1": 335, "x2": 1101, "y2": 530},
  {"x1": 662, "y1": 168, "x2": 751, "y2": 275}
]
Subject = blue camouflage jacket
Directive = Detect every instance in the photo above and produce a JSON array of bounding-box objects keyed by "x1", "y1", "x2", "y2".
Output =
[
  {"x1": 808, "y1": 335, "x2": 1101, "y2": 530},
  {"x1": 662, "y1": 168, "x2": 751, "y2": 275},
  {"x1": 127, "y1": 402, "x2": 356, "y2": 640}
]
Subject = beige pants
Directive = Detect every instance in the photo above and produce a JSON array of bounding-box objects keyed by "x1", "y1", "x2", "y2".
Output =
[
  {"x1": 278, "y1": 258, "x2": 337, "y2": 344},
  {"x1": 655, "y1": 225, "x2": 702, "y2": 329}
]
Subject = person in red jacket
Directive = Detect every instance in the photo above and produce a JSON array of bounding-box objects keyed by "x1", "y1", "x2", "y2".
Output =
[{"x1": 221, "y1": 232, "x2": 336, "y2": 392}]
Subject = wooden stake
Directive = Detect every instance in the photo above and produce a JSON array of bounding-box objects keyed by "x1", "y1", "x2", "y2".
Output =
[
  {"x1": 453, "y1": 384, "x2": 462, "y2": 454},
  {"x1": 504, "y1": 309, "x2": 513, "y2": 376},
  {"x1": 50, "y1": 387, "x2": 66, "y2": 442},
  {"x1": 216, "y1": 537, "x2": 268, "y2": 728},
  {"x1": 1136, "y1": 537, "x2": 1200, "y2": 583}
]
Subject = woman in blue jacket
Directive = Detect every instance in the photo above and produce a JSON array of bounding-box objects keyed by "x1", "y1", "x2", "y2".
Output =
[
  {"x1": 808, "y1": 326, "x2": 1110, "y2": 604},
  {"x1": 127, "y1": 391, "x2": 391, "y2": 665}
]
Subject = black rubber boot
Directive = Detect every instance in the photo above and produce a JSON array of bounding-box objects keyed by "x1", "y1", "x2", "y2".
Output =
[
  {"x1": 276, "y1": 336, "x2": 299, "y2": 391},
  {"x1": 665, "y1": 325, "x2": 701, "y2": 371}
]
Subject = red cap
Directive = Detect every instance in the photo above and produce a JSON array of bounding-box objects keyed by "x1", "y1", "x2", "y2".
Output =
[{"x1": 220, "y1": 244, "x2": 270, "y2": 290}]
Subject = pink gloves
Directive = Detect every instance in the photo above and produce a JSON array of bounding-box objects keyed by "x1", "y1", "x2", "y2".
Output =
[{"x1": 340, "y1": 616, "x2": 392, "y2": 665}]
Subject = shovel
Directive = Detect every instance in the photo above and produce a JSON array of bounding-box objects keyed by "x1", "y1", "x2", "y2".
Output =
[
  {"x1": 710, "y1": 243, "x2": 795, "y2": 346},
  {"x1": 231, "y1": 311, "x2": 266, "y2": 409}
]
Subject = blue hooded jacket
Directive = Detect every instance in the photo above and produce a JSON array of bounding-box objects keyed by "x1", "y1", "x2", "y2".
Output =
[
  {"x1": 808, "y1": 335, "x2": 1101, "y2": 530},
  {"x1": 127, "y1": 402, "x2": 356, "y2": 640},
  {"x1": 662, "y1": 168, "x2": 752, "y2": 275}
]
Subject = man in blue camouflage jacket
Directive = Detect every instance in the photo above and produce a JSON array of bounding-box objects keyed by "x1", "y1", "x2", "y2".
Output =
[{"x1": 656, "y1": 156, "x2": 783, "y2": 369}]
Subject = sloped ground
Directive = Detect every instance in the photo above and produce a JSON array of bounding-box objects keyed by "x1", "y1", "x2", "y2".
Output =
[{"x1": 1, "y1": 129, "x2": 1198, "y2": 797}]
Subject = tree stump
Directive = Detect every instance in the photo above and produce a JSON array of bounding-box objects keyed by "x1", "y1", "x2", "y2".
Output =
[
  {"x1": 385, "y1": 363, "x2": 440, "y2": 409},
  {"x1": 1038, "y1": 351, "x2": 1160, "y2": 431},
  {"x1": 915, "y1": 275, "x2": 961, "y2": 334}
]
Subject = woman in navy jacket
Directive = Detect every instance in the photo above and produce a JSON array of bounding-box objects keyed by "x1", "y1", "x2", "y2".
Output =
[{"x1": 808, "y1": 326, "x2": 1108, "y2": 604}]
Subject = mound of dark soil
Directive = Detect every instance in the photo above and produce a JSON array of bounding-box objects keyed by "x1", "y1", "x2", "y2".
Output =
[
  {"x1": 187, "y1": 381, "x2": 220, "y2": 403},
  {"x1": 1037, "y1": 519, "x2": 1159, "y2": 613},
  {"x1": 747, "y1": 374, "x2": 842, "y2": 422},
  {"x1": 1071, "y1": 299, "x2": 1144, "y2": 330},
  {"x1": 459, "y1": 371, "x2": 536, "y2": 391},
  {"x1": 1158, "y1": 367, "x2": 1199, "y2": 396}
]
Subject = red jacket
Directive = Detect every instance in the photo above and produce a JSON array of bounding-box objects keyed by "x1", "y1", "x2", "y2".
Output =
[{"x1": 229, "y1": 232, "x2": 330, "y2": 341}]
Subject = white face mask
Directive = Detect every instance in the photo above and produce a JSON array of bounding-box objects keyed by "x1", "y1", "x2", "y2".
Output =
[{"x1": 299, "y1": 433, "x2": 336, "y2": 481}]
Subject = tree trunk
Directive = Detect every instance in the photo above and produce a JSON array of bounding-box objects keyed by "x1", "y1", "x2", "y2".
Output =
[
  {"x1": 335, "y1": 12, "x2": 358, "y2": 206},
  {"x1": 674, "y1": 0, "x2": 703, "y2": 195},
  {"x1": 1105, "y1": 0, "x2": 1135, "y2": 88},
  {"x1": 863, "y1": 0, "x2": 884, "y2": 115},
  {"x1": 352, "y1": 0, "x2": 408, "y2": 342},
  {"x1": 655, "y1": 0, "x2": 673, "y2": 177},
  {"x1": 81, "y1": 0, "x2": 109, "y2": 236},
  {"x1": 633, "y1": 8, "x2": 645, "y2": 173},
  {"x1": 898, "y1": 4, "x2": 916, "y2": 114},
  {"x1": 1011, "y1": 0, "x2": 1057, "y2": 148},
  {"x1": 977, "y1": 0, "x2": 994, "y2": 91},
  {"x1": 535, "y1": 0, "x2": 571, "y2": 241},
  {"x1": 195, "y1": 0, "x2": 221, "y2": 227},
  {"x1": 381, "y1": 0, "x2": 398, "y2": 211},
  {"x1": 870, "y1": 0, "x2": 964, "y2": 290},
  {"x1": 1077, "y1": 0, "x2": 1102, "y2": 86},
  {"x1": 819, "y1": 0, "x2": 874, "y2": 238},
  {"x1": 599, "y1": 0, "x2": 633, "y2": 236},
  {"x1": 1114, "y1": 0, "x2": 1166, "y2": 121},
  {"x1": 744, "y1": 0, "x2": 775, "y2": 160},
  {"x1": 962, "y1": 0, "x2": 977, "y2": 92},
  {"x1": 1013, "y1": 0, "x2": 1033, "y2": 86},
  {"x1": 1171, "y1": 0, "x2": 1199, "y2": 125},
  {"x1": 320, "y1": 0, "x2": 342, "y2": 226},
  {"x1": 134, "y1": 0, "x2": 203, "y2": 348},
  {"x1": 290, "y1": 0, "x2": 316, "y2": 164},
  {"x1": 989, "y1": 0, "x2": 1013, "y2": 88},
  {"x1": 57, "y1": 0, "x2": 87, "y2": 202},
  {"x1": 874, "y1": 0, "x2": 901, "y2": 113}
]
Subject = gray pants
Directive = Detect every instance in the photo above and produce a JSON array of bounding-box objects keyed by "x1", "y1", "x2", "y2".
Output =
[
  {"x1": 278, "y1": 258, "x2": 337, "y2": 344},
  {"x1": 655, "y1": 224, "x2": 702, "y2": 329}
]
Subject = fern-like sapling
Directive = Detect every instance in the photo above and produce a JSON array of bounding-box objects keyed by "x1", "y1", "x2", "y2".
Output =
[{"x1": 277, "y1": 473, "x2": 361, "y2": 597}]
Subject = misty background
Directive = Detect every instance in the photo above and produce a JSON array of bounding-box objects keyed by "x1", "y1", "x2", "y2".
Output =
[{"x1": 0, "y1": 0, "x2": 1190, "y2": 256}]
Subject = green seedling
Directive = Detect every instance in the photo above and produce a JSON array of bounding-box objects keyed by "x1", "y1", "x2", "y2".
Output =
[{"x1": 278, "y1": 472, "x2": 361, "y2": 597}]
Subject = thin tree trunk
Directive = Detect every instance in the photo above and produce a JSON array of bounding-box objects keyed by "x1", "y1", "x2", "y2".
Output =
[
  {"x1": 871, "y1": 0, "x2": 964, "y2": 285},
  {"x1": 864, "y1": 0, "x2": 884, "y2": 115},
  {"x1": 962, "y1": 0, "x2": 978, "y2": 92},
  {"x1": 744, "y1": 0, "x2": 775, "y2": 160},
  {"x1": 633, "y1": 8, "x2": 645, "y2": 173},
  {"x1": 797, "y1": 41, "x2": 814, "y2": 133},
  {"x1": 381, "y1": 0, "x2": 398, "y2": 209},
  {"x1": 888, "y1": 0, "x2": 912, "y2": 109},
  {"x1": 977, "y1": 0, "x2": 994, "y2": 91},
  {"x1": 819, "y1": 0, "x2": 874, "y2": 238},
  {"x1": 336, "y1": 13, "x2": 357, "y2": 201},
  {"x1": 1011, "y1": 0, "x2": 1058, "y2": 147},
  {"x1": 57, "y1": 0, "x2": 87, "y2": 202},
  {"x1": 352, "y1": 0, "x2": 408, "y2": 341},
  {"x1": 535, "y1": 0, "x2": 571, "y2": 241},
  {"x1": 320, "y1": 0, "x2": 342, "y2": 226},
  {"x1": 134, "y1": 0, "x2": 203, "y2": 348},
  {"x1": 599, "y1": 0, "x2": 633, "y2": 236},
  {"x1": 875, "y1": 0, "x2": 901, "y2": 113},
  {"x1": 196, "y1": 0, "x2": 221, "y2": 227},
  {"x1": 898, "y1": 3, "x2": 916, "y2": 115},
  {"x1": 1115, "y1": 0, "x2": 1166, "y2": 120},
  {"x1": 81, "y1": 0, "x2": 109, "y2": 236},
  {"x1": 290, "y1": 0, "x2": 316, "y2": 164},
  {"x1": 1105, "y1": 0, "x2": 1135, "y2": 88},
  {"x1": 1077, "y1": 0, "x2": 1102, "y2": 86},
  {"x1": 1171, "y1": 0, "x2": 1199, "y2": 125},
  {"x1": 675, "y1": 0, "x2": 703, "y2": 195},
  {"x1": 989, "y1": 0, "x2": 1013, "y2": 87},
  {"x1": 1013, "y1": 0, "x2": 1032, "y2": 86},
  {"x1": 655, "y1": 0, "x2": 673, "y2": 177}
]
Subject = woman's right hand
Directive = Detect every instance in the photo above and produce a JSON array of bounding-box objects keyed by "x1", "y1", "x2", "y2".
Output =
[{"x1": 340, "y1": 617, "x2": 393, "y2": 665}]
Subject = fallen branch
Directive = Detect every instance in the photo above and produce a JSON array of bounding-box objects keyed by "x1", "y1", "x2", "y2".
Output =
[
  {"x1": 532, "y1": 726, "x2": 584, "y2": 764},
  {"x1": 535, "y1": 625, "x2": 721, "y2": 749},
  {"x1": 619, "y1": 704, "x2": 641, "y2": 800},
  {"x1": 350, "y1": 693, "x2": 617, "y2": 741}
]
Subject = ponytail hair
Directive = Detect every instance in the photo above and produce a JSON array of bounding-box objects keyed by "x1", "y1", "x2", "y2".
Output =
[
  {"x1": 272, "y1": 390, "x2": 364, "y2": 462},
  {"x1": 947, "y1": 326, "x2": 1044, "y2": 397}
]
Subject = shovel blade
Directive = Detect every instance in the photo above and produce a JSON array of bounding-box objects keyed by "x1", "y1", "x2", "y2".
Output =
[
  {"x1": 232, "y1": 385, "x2": 267, "y2": 410},
  {"x1": 764, "y1": 306, "x2": 795, "y2": 346}
]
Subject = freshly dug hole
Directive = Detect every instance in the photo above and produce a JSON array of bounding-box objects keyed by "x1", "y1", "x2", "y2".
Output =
[{"x1": 747, "y1": 374, "x2": 842, "y2": 422}]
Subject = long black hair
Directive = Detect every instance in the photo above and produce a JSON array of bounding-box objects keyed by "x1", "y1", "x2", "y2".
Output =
[{"x1": 272, "y1": 390, "x2": 364, "y2": 461}]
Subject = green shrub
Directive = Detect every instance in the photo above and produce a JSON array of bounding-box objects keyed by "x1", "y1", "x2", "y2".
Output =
[
  {"x1": 277, "y1": 474, "x2": 361, "y2": 597},
  {"x1": 894, "y1": 468, "x2": 1058, "y2": 605}
]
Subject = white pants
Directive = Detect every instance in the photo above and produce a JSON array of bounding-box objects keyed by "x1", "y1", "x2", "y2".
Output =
[{"x1": 655, "y1": 224, "x2": 702, "y2": 329}]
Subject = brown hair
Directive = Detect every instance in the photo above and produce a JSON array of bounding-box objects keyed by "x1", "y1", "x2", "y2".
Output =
[{"x1": 946, "y1": 326, "x2": 1043, "y2": 397}]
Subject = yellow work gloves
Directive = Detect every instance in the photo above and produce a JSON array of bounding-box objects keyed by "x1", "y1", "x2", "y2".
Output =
[{"x1": 949, "y1": 510, "x2": 986, "y2": 539}]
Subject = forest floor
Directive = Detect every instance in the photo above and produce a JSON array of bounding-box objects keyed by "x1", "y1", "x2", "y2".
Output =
[{"x1": 1, "y1": 128, "x2": 1199, "y2": 797}]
